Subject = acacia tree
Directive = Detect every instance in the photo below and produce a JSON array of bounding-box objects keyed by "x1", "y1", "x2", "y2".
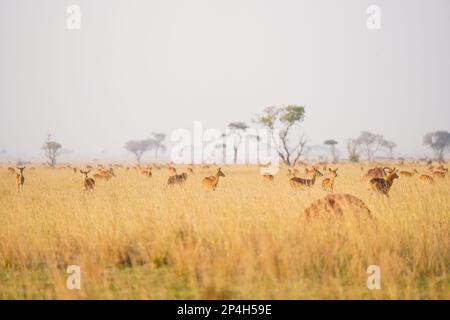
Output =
[
  {"x1": 254, "y1": 105, "x2": 307, "y2": 166},
  {"x1": 227, "y1": 122, "x2": 249, "y2": 164},
  {"x1": 42, "y1": 134, "x2": 62, "y2": 167},
  {"x1": 151, "y1": 132, "x2": 166, "y2": 161},
  {"x1": 382, "y1": 140, "x2": 397, "y2": 159},
  {"x1": 124, "y1": 139, "x2": 153, "y2": 164},
  {"x1": 423, "y1": 130, "x2": 450, "y2": 160},
  {"x1": 324, "y1": 139, "x2": 339, "y2": 163},
  {"x1": 355, "y1": 131, "x2": 384, "y2": 161}
]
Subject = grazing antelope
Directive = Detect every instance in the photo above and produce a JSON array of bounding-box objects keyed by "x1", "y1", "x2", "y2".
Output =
[
  {"x1": 369, "y1": 167, "x2": 399, "y2": 197},
  {"x1": 167, "y1": 172, "x2": 188, "y2": 186},
  {"x1": 322, "y1": 168, "x2": 338, "y2": 192},
  {"x1": 93, "y1": 168, "x2": 115, "y2": 181},
  {"x1": 398, "y1": 169, "x2": 418, "y2": 177},
  {"x1": 432, "y1": 171, "x2": 446, "y2": 179},
  {"x1": 202, "y1": 168, "x2": 226, "y2": 191},
  {"x1": 80, "y1": 170, "x2": 95, "y2": 192},
  {"x1": 420, "y1": 174, "x2": 434, "y2": 184},
  {"x1": 15, "y1": 167, "x2": 26, "y2": 192},
  {"x1": 290, "y1": 168, "x2": 323, "y2": 189},
  {"x1": 305, "y1": 194, "x2": 371, "y2": 218},
  {"x1": 140, "y1": 168, "x2": 153, "y2": 177},
  {"x1": 262, "y1": 173, "x2": 274, "y2": 182}
]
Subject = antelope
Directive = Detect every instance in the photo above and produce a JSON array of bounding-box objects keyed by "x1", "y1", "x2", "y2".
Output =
[
  {"x1": 433, "y1": 171, "x2": 446, "y2": 179},
  {"x1": 168, "y1": 166, "x2": 177, "y2": 175},
  {"x1": 369, "y1": 167, "x2": 399, "y2": 197},
  {"x1": 398, "y1": 169, "x2": 418, "y2": 177},
  {"x1": 80, "y1": 170, "x2": 95, "y2": 192},
  {"x1": 322, "y1": 168, "x2": 338, "y2": 192},
  {"x1": 290, "y1": 168, "x2": 323, "y2": 189},
  {"x1": 93, "y1": 168, "x2": 115, "y2": 181},
  {"x1": 262, "y1": 173, "x2": 274, "y2": 182},
  {"x1": 167, "y1": 172, "x2": 188, "y2": 186},
  {"x1": 363, "y1": 167, "x2": 385, "y2": 180},
  {"x1": 305, "y1": 194, "x2": 371, "y2": 218},
  {"x1": 202, "y1": 168, "x2": 226, "y2": 191},
  {"x1": 420, "y1": 174, "x2": 434, "y2": 184},
  {"x1": 187, "y1": 167, "x2": 195, "y2": 175},
  {"x1": 140, "y1": 168, "x2": 153, "y2": 177},
  {"x1": 15, "y1": 167, "x2": 26, "y2": 192}
]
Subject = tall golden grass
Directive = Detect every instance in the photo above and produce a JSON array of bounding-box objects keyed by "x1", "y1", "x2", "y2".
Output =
[{"x1": 0, "y1": 164, "x2": 448, "y2": 299}]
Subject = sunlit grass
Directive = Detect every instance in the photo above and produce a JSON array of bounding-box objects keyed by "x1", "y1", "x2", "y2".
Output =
[{"x1": 0, "y1": 163, "x2": 448, "y2": 299}]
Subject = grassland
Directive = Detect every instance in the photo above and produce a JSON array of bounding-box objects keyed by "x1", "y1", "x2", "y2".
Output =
[{"x1": 0, "y1": 163, "x2": 448, "y2": 299}]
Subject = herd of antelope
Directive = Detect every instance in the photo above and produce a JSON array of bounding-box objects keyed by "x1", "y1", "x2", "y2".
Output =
[{"x1": 4, "y1": 160, "x2": 448, "y2": 217}]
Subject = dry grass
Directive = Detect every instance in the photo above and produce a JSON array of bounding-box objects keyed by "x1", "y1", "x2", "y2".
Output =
[{"x1": 0, "y1": 163, "x2": 448, "y2": 299}]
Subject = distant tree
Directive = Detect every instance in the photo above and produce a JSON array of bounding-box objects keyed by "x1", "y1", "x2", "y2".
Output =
[
  {"x1": 423, "y1": 130, "x2": 450, "y2": 160},
  {"x1": 382, "y1": 140, "x2": 397, "y2": 159},
  {"x1": 41, "y1": 134, "x2": 62, "y2": 167},
  {"x1": 124, "y1": 139, "x2": 153, "y2": 164},
  {"x1": 227, "y1": 122, "x2": 249, "y2": 164},
  {"x1": 254, "y1": 105, "x2": 307, "y2": 166},
  {"x1": 324, "y1": 139, "x2": 339, "y2": 163},
  {"x1": 346, "y1": 138, "x2": 360, "y2": 163},
  {"x1": 151, "y1": 132, "x2": 166, "y2": 161},
  {"x1": 355, "y1": 131, "x2": 384, "y2": 161}
]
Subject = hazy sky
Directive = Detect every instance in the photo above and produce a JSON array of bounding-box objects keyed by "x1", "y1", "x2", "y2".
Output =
[{"x1": 0, "y1": 0, "x2": 449, "y2": 162}]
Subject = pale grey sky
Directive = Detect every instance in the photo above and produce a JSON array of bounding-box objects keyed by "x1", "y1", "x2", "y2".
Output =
[{"x1": 0, "y1": 0, "x2": 449, "y2": 162}]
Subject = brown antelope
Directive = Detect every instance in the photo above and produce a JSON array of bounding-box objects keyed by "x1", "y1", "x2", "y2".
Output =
[
  {"x1": 432, "y1": 171, "x2": 446, "y2": 179},
  {"x1": 420, "y1": 174, "x2": 434, "y2": 184},
  {"x1": 262, "y1": 173, "x2": 274, "y2": 182},
  {"x1": 80, "y1": 170, "x2": 95, "y2": 192},
  {"x1": 168, "y1": 166, "x2": 177, "y2": 175},
  {"x1": 290, "y1": 168, "x2": 323, "y2": 189},
  {"x1": 93, "y1": 168, "x2": 115, "y2": 181},
  {"x1": 363, "y1": 167, "x2": 385, "y2": 180},
  {"x1": 369, "y1": 167, "x2": 399, "y2": 197},
  {"x1": 140, "y1": 168, "x2": 153, "y2": 177},
  {"x1": 322, "y1": 168, "x2": 338, "y2": 192},
  {"x1": 202, "y1": 168, "x2": 226, "y2": 191},
  {"x1": 15, "y1": 167, "x2": 26, "y2": 192},
  {"x1": 167, "y1": 172, "x2": 188, "y2": 186},
  {"x1": 399, "y1": 169, "x2": 418, "y2": 177},
  {"x1": 305, "y1": 194, "x2": 371, "y2": 218},
  {"x1": 187, "y1": 167, "x2": 195, "y2": 175}
]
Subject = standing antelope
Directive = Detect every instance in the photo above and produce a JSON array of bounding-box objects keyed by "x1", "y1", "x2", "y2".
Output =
[
  {"x1": 16, "y1": 167, "x2": 26, "y2": 192},
  {"x1": 93, "y1": 168, "x2": 115, "y2": 181},
  {"x1": 80, "y1": 170, "x2": 95, "y2": 192},
  {"x1": 262, "y1": 173, "x2": 274, "y2": 182},
  {"x1": 322, "y1": 168, "x2": 338, "y2": 192},
  {"x1": 420, "y1": 174, "x2": 434, "y2": 183},
  {"x1": 290, "y1": 168, "x2": 323, "y2": 189},
  {"x1": 168, "y1": 166, "x2": 177, "y2": 175},
  {"x1": 369, "y1": 167, "x2": 399, "y2": 197},
  {"x1": 202, "y1": 168, "x2": 226, "y2": 191}
]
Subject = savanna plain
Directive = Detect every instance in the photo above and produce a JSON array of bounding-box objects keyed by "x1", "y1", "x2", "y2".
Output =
[{"x1": 0, "y1": 163, "x2": 448, "y2": 299}]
